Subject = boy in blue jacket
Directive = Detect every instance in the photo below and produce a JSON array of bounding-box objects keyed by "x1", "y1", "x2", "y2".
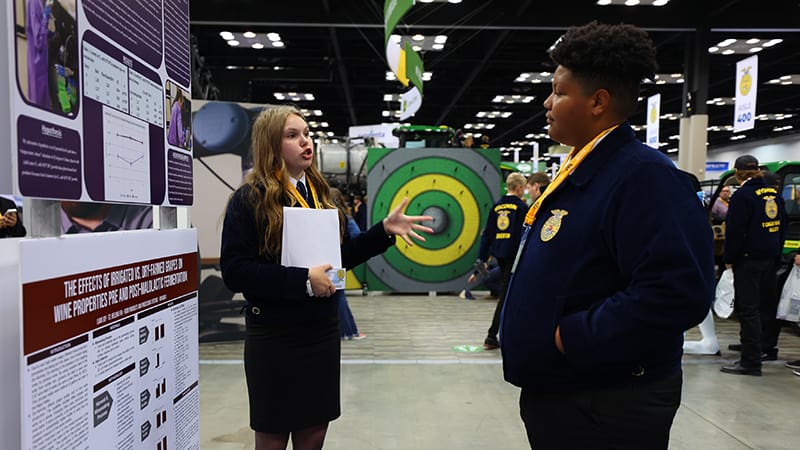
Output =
[{"x1": 499, "y1": 22, "x2": 714, "y2": 449}]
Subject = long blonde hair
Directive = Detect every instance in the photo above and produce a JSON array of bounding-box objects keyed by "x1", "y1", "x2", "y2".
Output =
[{"x1": 241, "y1": 105, "x2": 343, "y2": 258}]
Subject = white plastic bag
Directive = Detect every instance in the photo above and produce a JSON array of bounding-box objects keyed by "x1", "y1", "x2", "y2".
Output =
[
  {"x1": 777, "y1": 265, "x2": 800, "y2": 322},
  {"x1": 713, "y1": 268, "x2": 735, "y2": 319}
]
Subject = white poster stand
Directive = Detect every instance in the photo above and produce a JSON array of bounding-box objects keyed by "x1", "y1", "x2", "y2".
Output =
[{"x1": 12, "y1": 229, "x2": 199, "y2": 450}]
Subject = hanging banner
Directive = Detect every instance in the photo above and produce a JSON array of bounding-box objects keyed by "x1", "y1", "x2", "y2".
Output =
[
  {"x1": 384, "y1": 0, "x2": 423, "y2": 108},
  {"x1": 404, "y1": 42, "x2": 425, "y2": 95},
  {"x1": 646, "y1": 93, "x2": 661, "y2": 149},
  {"x1": 733, "y1": 55, "x2": 758, "y2": 133},
  {"x1": 384, "y1": 0, "x2": 415, "y2": 46},
  {"x1": 400, "y1": 86, "x2": 422, "y2": 120}
]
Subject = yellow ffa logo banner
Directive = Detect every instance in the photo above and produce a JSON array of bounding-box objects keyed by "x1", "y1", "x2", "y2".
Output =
[
  {"x1": 764, "y1": 196, "x2": 778, "y2": 219},
  {"x1": 497, "y1": 211, "x2": 510, "y2": 231},
  {"x1": 541, "y1": 209, "x2": 568, "y2": 242}
]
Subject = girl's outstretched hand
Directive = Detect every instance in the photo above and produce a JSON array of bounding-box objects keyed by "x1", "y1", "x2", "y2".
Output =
[{"x1": 382, "y1": 197, "x2": 434, "y2": 246}]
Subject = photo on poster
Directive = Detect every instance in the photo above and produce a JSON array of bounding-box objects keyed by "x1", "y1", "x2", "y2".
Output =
[
  {"x1": 59, "y1": 201, "x2": 154, "y2": 234},
  {"x1": 165, "y1": 81, "x2": 191, "y2": 151},
  {"x1": 14, "y1": 0, "x2": 80, "y2": 117}
]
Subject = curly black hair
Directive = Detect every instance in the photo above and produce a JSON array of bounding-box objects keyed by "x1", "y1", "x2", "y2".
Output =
[{"x1": 550, "y1": 21, "x2": 658, "y2": 117}]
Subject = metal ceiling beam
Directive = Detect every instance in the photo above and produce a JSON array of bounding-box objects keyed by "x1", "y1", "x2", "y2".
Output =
[{"x1": 190, "y1": 21, "x2": 697, "y2": 32}]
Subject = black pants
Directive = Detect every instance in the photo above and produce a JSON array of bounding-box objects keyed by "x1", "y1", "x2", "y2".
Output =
[
  {"x1": 487, "y1": 257, "x2": 513, "y2": 339},
  {"x1": 520, "y1": 373, "x2": 682, "y2": 450},
  {"x1": 733, "y1": 257, "x2": 777, "y2": 367}
]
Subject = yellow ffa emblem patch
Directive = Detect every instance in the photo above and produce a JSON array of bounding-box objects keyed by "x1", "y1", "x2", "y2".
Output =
[
  {"x1": 739, "y1": 67, "x2": 752, "y2": 96},
  {"x1": 540, "y1": 209, "x2": 568, "y2": 242},
  {"x1": 497, "y1": 211, "x2": 510, "y2": 231},
  {"x1": 764, "y1": 196, "x2": 778, "y2": 219}
]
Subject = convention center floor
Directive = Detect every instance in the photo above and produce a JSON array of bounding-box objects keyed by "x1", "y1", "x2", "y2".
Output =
[{"x1": 198, "y1": 292, "x2": 800, "y2": 450}]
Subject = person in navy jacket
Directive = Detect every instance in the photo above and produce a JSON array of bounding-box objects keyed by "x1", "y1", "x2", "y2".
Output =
[
  {"x1": 721, "y1": 155, "x2": 786, "y2": 375},
  {"x1": 499, "y1": 22, "x2": 714, "y2": 449},
  {"x1": 220, "y1": 105, "x2": 432, "y2": 450},
  {"x1": 476, "y1": 172, "x2": 529, "y2": 349}
]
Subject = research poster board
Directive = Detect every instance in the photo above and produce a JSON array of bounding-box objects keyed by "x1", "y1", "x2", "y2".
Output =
[
  {"x1": 20, "y1": 229, "x2": 199, "y2": 450},
  {"x1": 7, "y1": 0, "x2": 192, "y2": 205}
]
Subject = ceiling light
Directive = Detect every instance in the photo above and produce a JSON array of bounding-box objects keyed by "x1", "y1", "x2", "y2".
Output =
[
  {"x1": 763, "y1": 39, "x2": 783, "y2": 47},
  {"x1": 251, "y1": 43, "x2": 264, "y2": 49},
  {"x1": 653, "y1": 0, "x2": 669, "y2": 4},
  {"x1": 711, "y1": 38, "x2": 781, "y2": 54},
  {"x1": 393, "y1": 34, "x2": 447, "y2": 52},
  {"x1": 730, "y1": 135, "x2": 746, "y2": 141},
  {"x1": 624, "y1": 0, "x2": 641, "y2": 5},
  {"x1": 667, "y1": 148, "x2": 678, "y2": 153},
  {"x1": 492, "y1": 95, "x2": 535, "y2": 104},
  {"x1": 475, "y1": 111, "x2": 513, "y2": 119},
  {"x1": 272, "y1": 41, "x2": 284, "y2": 48},
  {"x1": 767, "y1": 75, "x2": 800, "y2": 85},
  {"x1": 219, "y1": 31, "x2": 234, "y2": 40},
  {"x1": 227, "y1": 40, "x2": 240, "y2": 46},
  {"x1": 273, "y1": 92, "x2": 315, "y2": 102},
  {"x1": 448, "y1": 0, "x2": 463, "y2": 3},
  {"x1": 267, "y1": 33, "x2": 281, "y2": 41},
  {"x1": 597, "y1": 0, "x2": 612, "y2": 4},
  {"x1": 243, "y1": 31, "x2": 256, "y2": 39}
]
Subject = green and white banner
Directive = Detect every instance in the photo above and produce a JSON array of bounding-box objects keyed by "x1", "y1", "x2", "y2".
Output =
[
  {"x1": 384, "y1": 0, "x2": 424, "y2": 117},
  {"x1": 384, "y1": 0, "x2": 415, "y2": 46}
]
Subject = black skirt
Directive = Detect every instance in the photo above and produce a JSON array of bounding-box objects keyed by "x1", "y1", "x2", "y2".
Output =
[{"x1": 244, "y1": 312, "x2": 341, "y2": 433}]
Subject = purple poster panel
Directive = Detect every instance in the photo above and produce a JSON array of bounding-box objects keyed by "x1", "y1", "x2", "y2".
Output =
[
  {"x1": 167, "y1": 150, "x2": 193, "y2": 205},
  {"x1": 17, "y1": 115, "x2": 82, "y2": 199},
  {"x1": 164, "y1": 0, "x2": 191, "y2": 88},
  {"x1": 81, "y1": 32, "x2": 166, "y2": 204},
  {"x1": 82, "y1": 0, "x2": 163, "y2": 68}
]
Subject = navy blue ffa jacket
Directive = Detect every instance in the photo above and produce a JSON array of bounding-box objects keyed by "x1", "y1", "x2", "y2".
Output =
[
  {"x1": 478, "y1": 195, "x2": 529, "y2": 261},
  {"x1": 500, "y1": 123, "x2": 715, "y2": 392},
  {"x1": 723, "y1": 177, "x2": 786, "y2": 264},
  {"x1": 220, "y1": 184, "x2": 394, "y2": 324}
]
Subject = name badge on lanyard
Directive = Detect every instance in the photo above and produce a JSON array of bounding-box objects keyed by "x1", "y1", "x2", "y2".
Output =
[{"x1": 511, "y1": 224, "x2": 531, "y2": 274}]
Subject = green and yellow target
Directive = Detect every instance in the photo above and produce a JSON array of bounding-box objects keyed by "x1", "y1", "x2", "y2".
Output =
[{"x1": 365, "y1": 147, "x2": 500, "y2": 292}]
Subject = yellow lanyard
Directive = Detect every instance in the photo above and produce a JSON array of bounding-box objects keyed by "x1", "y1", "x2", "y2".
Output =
[
  {"x1": 286, "y1": 177, "x2": 320, "y2": 209},
  {"x1": 524, "y1": 125, "x2": 619, "y2": 226}
]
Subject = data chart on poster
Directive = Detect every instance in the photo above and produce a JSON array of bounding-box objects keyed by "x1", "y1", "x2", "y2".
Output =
[
  {"x1": 83, "y1": 42, "x2": 129, "y2": 112},
  {"x1": 130, "y1": 71, "x2": 164, "y2": 127},
  {"x1": 103, "y1": 107, "x2": 151, "y2": 202}
]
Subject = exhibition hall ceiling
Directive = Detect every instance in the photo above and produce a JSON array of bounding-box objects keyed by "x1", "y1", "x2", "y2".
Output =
[{"x1": 189, "y1": 0, "x2": 800, "y2": 160}]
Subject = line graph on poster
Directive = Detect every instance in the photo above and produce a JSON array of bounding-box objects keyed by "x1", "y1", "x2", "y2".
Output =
[{"x1": 103, "y1": 106, "x2": 151, "y2": 202}]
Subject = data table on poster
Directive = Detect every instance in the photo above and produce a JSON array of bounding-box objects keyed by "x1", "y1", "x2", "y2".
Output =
[
  {"x1": 130, "y1": 71, "x2": 164, "y2": 127},
  {"x1": 83, "y1": 42, "x2": 129, "y2": 112}
]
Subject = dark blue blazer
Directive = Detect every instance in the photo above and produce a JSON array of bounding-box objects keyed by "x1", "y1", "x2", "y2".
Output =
[
  {"x1": 500, "y1": 123, "x2": 715, "y2": 391},
  {"x1": 220, "y1": 185, "x2": 394, "y2": 324},
  {"x1": 478, "y1": 194, "x2": 529, "y2": 261},
  {"x1": 723, "y1": 177, "x2": 786, "y2": 263}
]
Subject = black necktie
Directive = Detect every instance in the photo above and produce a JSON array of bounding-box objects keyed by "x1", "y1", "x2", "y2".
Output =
[{"x1": 296, "y1": 181, "x2": 312, "y2": 206}]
